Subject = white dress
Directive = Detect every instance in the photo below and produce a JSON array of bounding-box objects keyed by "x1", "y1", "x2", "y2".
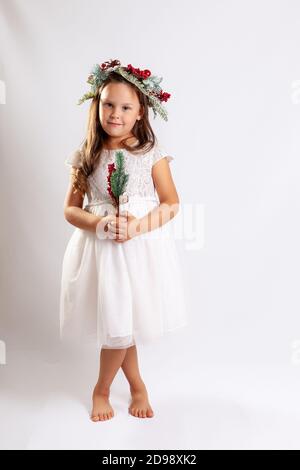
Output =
[{"x1": 59, "y1": 141, "x2": 188, "y2": 349}]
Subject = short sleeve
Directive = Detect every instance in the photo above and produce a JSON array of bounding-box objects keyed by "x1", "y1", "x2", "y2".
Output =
[
  {"x1": 152, "y1": 142, "x2": 174, "y2": 167},
  {"x1": 64, "y1": 148, "x2": 83, "y2": 168}
]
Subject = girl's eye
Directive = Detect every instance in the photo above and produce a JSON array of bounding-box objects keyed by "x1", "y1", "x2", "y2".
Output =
[{"x1": 105, "y1": 103, "x2": 131, "y2": 110}]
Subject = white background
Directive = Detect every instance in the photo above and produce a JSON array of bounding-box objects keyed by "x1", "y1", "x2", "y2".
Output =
[{"x1": 1, "y1": 0, "x2": 300, "y2": 450}]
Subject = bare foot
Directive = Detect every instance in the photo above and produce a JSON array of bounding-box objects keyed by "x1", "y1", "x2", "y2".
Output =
[
  {"x1": 129, "y1": 382, "x2": 154, "y2": 418},
  {"x1": 91, "y1": 385, "x2": 114, "y2": 422}
]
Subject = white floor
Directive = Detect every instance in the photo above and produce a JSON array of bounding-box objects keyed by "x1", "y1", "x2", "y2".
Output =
[{"x1": 1, "y1": 343, "x2": 300, "y2": 450}]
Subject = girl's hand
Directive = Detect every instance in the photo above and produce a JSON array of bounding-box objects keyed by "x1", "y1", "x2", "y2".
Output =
[
  {"x1": 95, "y1": 214, "x2": 119, "y2": 240},
  {"x1": 110, "y1": 211, "x2": 140, "y2": 243}
]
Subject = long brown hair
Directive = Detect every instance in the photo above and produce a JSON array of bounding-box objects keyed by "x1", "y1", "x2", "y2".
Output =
[{"x1": 71, "y1": 71, "x2": 157, "y2": 197}]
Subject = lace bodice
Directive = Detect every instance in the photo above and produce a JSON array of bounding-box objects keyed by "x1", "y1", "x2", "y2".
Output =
[{"x1": 64, "y1": 141, "x2": 174, "y2": 204}]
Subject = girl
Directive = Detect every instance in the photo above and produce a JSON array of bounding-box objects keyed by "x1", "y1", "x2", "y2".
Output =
[{"x1": 60, "y1": 59, "x2": 188, "y2": 421}]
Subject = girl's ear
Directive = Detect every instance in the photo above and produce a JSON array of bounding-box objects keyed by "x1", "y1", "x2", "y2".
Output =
[{"x1": 138, "y1": 105, "x2": 144, "y2": 121}]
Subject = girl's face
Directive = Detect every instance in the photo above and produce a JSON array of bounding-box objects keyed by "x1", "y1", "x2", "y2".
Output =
[{"x1": 99, "y1": 82, "x2": 143, "y2": 144}]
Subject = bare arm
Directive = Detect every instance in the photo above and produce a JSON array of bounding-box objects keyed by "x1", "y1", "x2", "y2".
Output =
[
  {"x1": 63, "y1": 168, "x2": 104, "y2": 233},
  {"x1": 135, "y1": 157, "x2": 180, "y2": 236}
]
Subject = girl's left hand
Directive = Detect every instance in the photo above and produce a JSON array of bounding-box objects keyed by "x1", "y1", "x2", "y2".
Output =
[{"x1": 111, "y1": 211, "x2": 140, "y2": 243}]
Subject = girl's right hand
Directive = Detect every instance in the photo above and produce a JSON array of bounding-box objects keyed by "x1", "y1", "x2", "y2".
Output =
[{"x1": 95, "y1": 214, "x2": 127, "y2": 241}]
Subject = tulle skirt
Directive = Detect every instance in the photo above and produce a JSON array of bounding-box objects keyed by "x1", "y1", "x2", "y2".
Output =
[{"x1": 59, "y1": 196, "x2": 188, "y2": 349}]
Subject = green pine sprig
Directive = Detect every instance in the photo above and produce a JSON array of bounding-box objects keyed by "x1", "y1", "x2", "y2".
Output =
[{"x1": 110, "y1": 151, "x2": 129, "y2": 202}]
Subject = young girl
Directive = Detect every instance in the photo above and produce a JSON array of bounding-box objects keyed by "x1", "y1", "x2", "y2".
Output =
[{"x1": 60, "y1": 59, "x2": 188, "y2": 421}]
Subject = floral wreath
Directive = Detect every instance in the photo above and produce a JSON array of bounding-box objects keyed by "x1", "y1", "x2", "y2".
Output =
[{"x1": 77, "y1": 58, "x2": 171, "y2": 121}]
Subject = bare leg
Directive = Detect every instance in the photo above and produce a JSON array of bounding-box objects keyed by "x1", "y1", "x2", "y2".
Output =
[
  {"x1": 121, "y1": 345, "x2": 154, "y2": 418},
  {"x1": 91, "y1": 347, "x2": 128, "y2": 422}
]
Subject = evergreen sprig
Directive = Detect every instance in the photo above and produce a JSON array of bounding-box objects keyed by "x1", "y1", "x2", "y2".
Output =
[
  {"x1": 110, "y1": 151, "x2": 129, "y2": 199},
  {"x1": 107, "y1": 151, "x2": 129, "y2": 214}
]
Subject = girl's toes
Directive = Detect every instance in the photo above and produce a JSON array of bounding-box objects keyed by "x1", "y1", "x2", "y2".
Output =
[
  {"x1": 91, "y1": 415, "x2": 99, "y2": 421},
  {"x1": 142, "y1": 410, "x2": 146, "y2": 418},
  {"x1": 147, "y1": 409, "x2": 154, "y2": 417}
]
